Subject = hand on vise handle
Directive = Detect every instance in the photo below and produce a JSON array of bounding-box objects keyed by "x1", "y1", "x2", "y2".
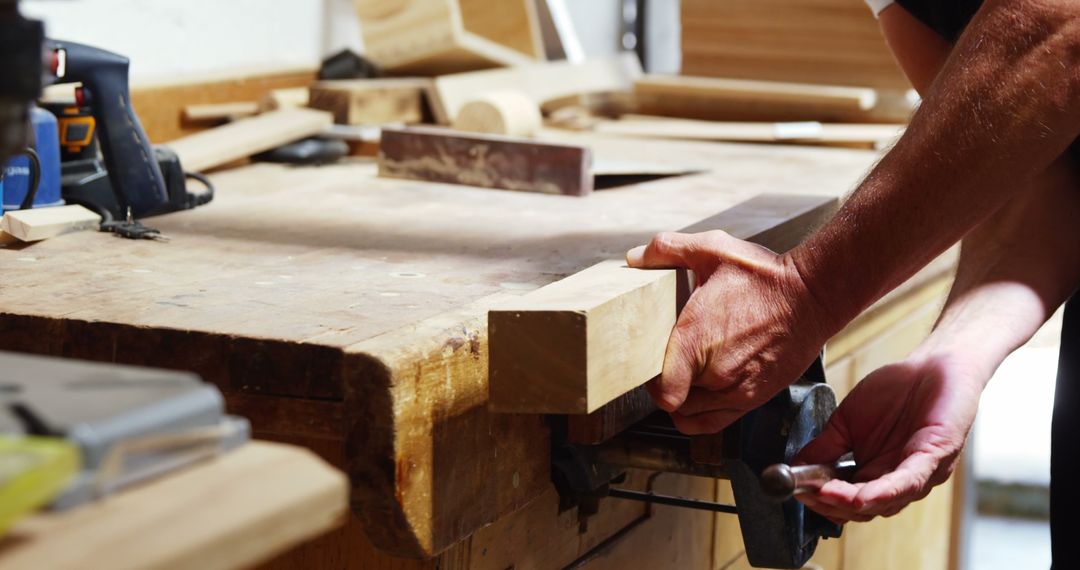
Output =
[{"x1": 761, "y1": 457, "x2": 857, "y2": 501}]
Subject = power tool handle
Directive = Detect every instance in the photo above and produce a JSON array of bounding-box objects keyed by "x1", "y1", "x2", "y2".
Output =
[{"x1": 49, "y1": 39, "x2": 167, "y2": 217}]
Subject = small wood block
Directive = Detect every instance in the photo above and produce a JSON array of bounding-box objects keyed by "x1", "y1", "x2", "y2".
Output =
[
  {"x1": 377, "y1": 127, "x2": 593, "y2": 196},
  {"x1": 496, "y1": 194, "x2": 840, "y2": 418},
  {"x1": 452, "y1": 89, "x2": 542, "y2": 137},
  {"x1": 182, "y1": 101, "x2": 259, "y2": 122},
  {"x1": 489, "y1": 260, "x2": 687, "y2": 414},
  {"x1": 308, "y1": 79, "x2": 429, "y2": 125},
  {"x1": 0, "y1": 205, "x2": 101, "y2": 242},
  {"x1": 258, "y1": 87, "x2": 310, "y2": 112}
]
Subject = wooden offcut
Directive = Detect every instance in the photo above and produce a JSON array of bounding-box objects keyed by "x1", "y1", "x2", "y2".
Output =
[
  {"x1": 452, "y1": 89, "x2": 542, "y2": 137},
  {"x1": 0, "y1": 205, "x2": 101, "y2": 242},
  {"x1": 182, "y1": 101, "x2": 259, "y2": 122},
  {"x1": 309, "y1": 79, "x2": 430, "y2": 125},
  {"x1": 680, "y1": 0, "x2": 910, "y2": 90},
  {"x1": 258, "y1": 87, "x2": 310, "y2": 112},
  {"x1": 167, "y1": 108, "x2": 333, "y2": 172},
  {"x1": 353, "y1": 0, "x2": 537, "y2": 75},
  {"x1": 430, "y1": 54, "x2": 642, "y2": 125},
  {"x1": 595, "y1": 115, "x2": 905, "y2": 149},
  {"x1": 489, "y1": 193, "x2": 839, "y2": 415},
  {"x1": 635, "y1": 74, "x2": 883, "y2": 123},
  {"x1": 0, "y1": 442, "x2": 347, "y2": 570},
  {"x1": 377, "y1": 127, "x2": 593, "y2": 196}
]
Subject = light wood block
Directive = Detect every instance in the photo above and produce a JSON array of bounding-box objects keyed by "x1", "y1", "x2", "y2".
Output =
[
  {"x1": 309, "y1": 79, "x2": 430, "y2": 125},
  {"x1": 489, "y1": 193, "x2": 840, "y2": 415},
  {"x1": 430, "y1": 54, "x2": 642, "y2": 125},
  {"x1": 0, "y1": 205, "x2": 101, "y2": 242},
  {"x1": 353, "y1": 0, "x2": 537, "y2": 76},
  {"x1": 0, "y1": 441, "x2": 347, "y2": 570},
  {"x1": 166, "y1": 108, "x2": 333, "y2": 172},
  {"x1": 182, "y1": 102, "x2": 259, "y2": 122},
  {"x1": 452, "y1": 89, "x2": 542, "y2": 137}
]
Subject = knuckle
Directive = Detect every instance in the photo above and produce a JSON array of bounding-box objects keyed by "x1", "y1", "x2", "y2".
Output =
[{"x1": 650, "y1": 232, "x2": 681, "y2": 255}]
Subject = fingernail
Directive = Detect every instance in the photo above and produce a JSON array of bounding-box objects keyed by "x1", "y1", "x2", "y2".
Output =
[{"x1": 626, "y1": 246, "x2": 645, "y2": 266}]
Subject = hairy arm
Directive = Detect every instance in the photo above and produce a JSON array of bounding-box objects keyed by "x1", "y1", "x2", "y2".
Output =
[{"x1": 792, "y1": 0, "x2": 1080, "y2": 340}]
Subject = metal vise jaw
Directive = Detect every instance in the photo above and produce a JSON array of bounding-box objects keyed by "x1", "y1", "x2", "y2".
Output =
[{"x1": 550, "y1": 357, "x2": 842, "y2": 569}]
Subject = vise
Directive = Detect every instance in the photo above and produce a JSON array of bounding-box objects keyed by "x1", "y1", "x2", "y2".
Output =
[{"x1": 549, "y1": 357, "x2": 855, "y2": 569}]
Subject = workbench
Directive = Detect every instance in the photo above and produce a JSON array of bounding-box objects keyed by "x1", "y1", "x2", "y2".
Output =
[{"x1": 0, "y1": 132, "x2": 959, "y2": 569}]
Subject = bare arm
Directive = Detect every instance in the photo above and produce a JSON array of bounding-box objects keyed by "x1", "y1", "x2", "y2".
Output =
[{"x1": 792, "y1": 0, "x2": 1080, "y2": 340}]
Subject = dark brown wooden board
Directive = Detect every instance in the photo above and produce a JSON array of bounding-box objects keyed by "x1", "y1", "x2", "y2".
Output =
[{"x1": 378, "y1": 127, "x2": 593, "y2": 196}]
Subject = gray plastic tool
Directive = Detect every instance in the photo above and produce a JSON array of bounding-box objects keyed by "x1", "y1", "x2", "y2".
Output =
[{"x1": 0, "y1": 350, "x2": 249, "y2": 509}]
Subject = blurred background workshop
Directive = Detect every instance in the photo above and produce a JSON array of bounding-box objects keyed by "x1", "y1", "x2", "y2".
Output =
[{"x1": 0, "y1": 0, "x2": 1057, "y2": 569}]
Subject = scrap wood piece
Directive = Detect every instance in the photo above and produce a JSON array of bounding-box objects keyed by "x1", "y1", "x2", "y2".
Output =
[
  {"x1": 182, "y1": 101, "x2": 259, "y2": 122},
  {"x1": 0, "y1": 205, "x2": 102, "y2": 242},
  {"x1": 429, "y1": 54, "x2": 643, "y2": 125},
  {"x1": 353, "y1": 0, "x2": 536, "y2": 76},
  {"x1": 595, "y1": 114, "x2": 905, "y2": 149},
  {"x1": 0, "y1": 442, "x2": 348, "y2": 570},
  {"x1": 635, "y1": 74, "x2": 884, "y2": 123},
  {"x1": 166, "y1": 108, "x2": 333, "y2": 172},
  {"x1": 258, "y1": 87, "x2": 310, "y2": 111},
  {"x1": 489, "y1": 193, "x2": 840, "y2": 415},
  {"x1": 377, "y1": 127, "x2": 593, "y2": 196},
  {"x1": 452, "y1": 89, "x2": 542, "y2": 137},
  {"x1": 308, "y1": 78, "x2": 431, "y2": 125}
]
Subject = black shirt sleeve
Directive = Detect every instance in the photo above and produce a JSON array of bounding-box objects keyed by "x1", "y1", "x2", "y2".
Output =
[{"x1": 894, "y1": 0, "x2": 985, "y2": 42}]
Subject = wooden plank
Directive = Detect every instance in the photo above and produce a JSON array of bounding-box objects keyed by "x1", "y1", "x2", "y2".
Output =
[
  {"x1": 489, "y1": 193, "x2": 839, "y2": 415},
  {"x1": 595, "y1": 115, "x2": 905, "y2": 149},
  {"x1": 166, "y1": 108, "x2": 333, "y2": 172},
  {"x1": 353, "y1": 0, "x2": 534, "y2": 75},
  {"x1": 430, "y1": 54, "x2": 643, "y2": 125},
  {"x1": 182, "y1": 101, "x2": 259, "y2": 122},
  {"x1": 377, "y1": 127, "x2": 593, "y2": 196},
  {"x1": 0, "y1": 205, "x2": 101, "y2": 242},
  {"x1": 0, "y1": 442, "x2": 347, "y2": 570},
  {"x1": 681, "y1": 0, "x2": 909, "y2": 90},
  {"x1": 564, "y1": 194, "x2": 839, "y2": 440},
  {"x1": 131, "y1": 67, "x2": 317, "y2": 143},
  {"x1": 635, "y1": 74, "x2": 885, "y2": 124},
  {"x1": 309, "y1": 79, "x2": 430, "y2": 125}
]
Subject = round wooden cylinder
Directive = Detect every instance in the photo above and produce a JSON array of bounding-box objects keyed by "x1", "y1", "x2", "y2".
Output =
[{"x1": 452, "y1": 89, "x2": 542, "y2": 137}]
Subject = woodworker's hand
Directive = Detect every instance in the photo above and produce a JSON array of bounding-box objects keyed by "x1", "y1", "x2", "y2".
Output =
[
  {"x1": 793, "y1": 353, "x2": 982, "y2": 522},
  {"x1": 626, "y1": 231, "x2": 831, "y2": 434}
]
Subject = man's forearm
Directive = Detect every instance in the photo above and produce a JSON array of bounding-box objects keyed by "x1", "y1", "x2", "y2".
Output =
[
  {"x1": 913, "y1": 157, "x2": 1080, "y2": 380},
  {"x1": 789, "y1": 0, "x2": 1080, "y2": 336}
]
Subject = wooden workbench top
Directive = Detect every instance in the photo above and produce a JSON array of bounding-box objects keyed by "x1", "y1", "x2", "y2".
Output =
[{"x1": 0, "y1": 134, "x2": 883, "y2": 559}]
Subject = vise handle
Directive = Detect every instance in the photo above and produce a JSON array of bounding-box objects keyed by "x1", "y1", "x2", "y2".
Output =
[{"x1": 761, "y1": 457, "x2": 857, "y2": 500}]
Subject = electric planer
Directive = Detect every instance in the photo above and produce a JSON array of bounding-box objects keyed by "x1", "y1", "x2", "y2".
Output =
[{"x1": 44, "y1": 39, "x2": 211, "y2": 226}]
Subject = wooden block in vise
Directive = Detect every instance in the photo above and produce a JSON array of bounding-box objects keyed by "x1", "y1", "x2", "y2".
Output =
[
  {"x1": 492, "y1": 193, "x2": 839, "y2": 419},
  {"x1": 377, "y1": 127, "x2": 593, "y2": 196},
  {"x1": 308, "y1": 79, "x2": 430, "y2": 125}
]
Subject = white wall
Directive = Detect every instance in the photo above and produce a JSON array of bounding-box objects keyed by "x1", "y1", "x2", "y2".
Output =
[
  {"x1": 21, "y1": 0, "x2": 671, "y2": 82},
  {"x1": 21, "y1": 0, "x2": 362, "y2": 83}
]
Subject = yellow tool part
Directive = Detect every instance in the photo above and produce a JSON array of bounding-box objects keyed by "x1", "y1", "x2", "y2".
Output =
[{"x1": 0, "y1": 436, "x2": 80, "y2": 535}]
